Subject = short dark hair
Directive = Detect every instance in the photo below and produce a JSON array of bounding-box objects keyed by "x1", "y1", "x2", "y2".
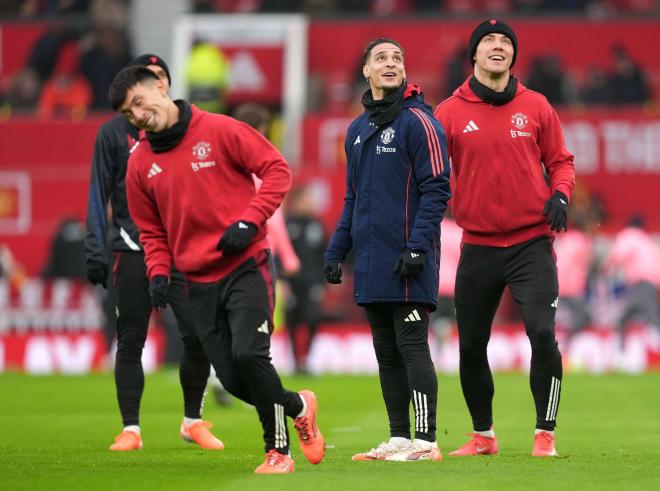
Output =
[
  {"x1": 363, "y1": 38, "x2": 404, "y2": 65},
  {"x1": 232, "y1": 103, "x2": 272, "y2": 132},
  {"x1": 108, "y1": 66, "x2": 159, "y2": 111}
]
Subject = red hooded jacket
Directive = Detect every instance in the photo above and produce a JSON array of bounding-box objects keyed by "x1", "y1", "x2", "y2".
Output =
[
  {"x1": 126, "y1": 105, "x2": 292, "y2": 282},
  {"x1": 434, "y1": 78, "x2": 574, "y2": 247}
]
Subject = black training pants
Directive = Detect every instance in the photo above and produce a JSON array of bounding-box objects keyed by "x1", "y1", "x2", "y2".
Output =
[
  {"x1": 455, "y1": 235, "x2": 563, "y2": 432},
  {"x1": 364, "y1": 303, "x2": 438, "y2": 442},
  {"x1": 187, "y1": 250, "x2": 303, "y2": 454},
  {"x1": 113, "y1": 251, "x2": 209, "y2": 426}
]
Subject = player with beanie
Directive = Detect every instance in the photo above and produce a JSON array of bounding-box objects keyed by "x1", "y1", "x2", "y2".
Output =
[{"x1": 434, "y1": 20, "x2": 575, "y2": 457}]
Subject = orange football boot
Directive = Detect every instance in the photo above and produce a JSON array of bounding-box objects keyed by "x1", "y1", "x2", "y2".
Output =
[
  {"x1": 293, "y1": 390, "x2": 325, "y2": 464},
  {"x1": 180, "y1": 420, "x2": 225, "y2": 450},
  {"x1": 254, "y1": 450, "x2": 295, "y2": 474}
]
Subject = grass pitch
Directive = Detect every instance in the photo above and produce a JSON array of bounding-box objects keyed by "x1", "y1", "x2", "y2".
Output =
[{"x1": 0, "y1": 371, "x2": 658, "y2": 491}]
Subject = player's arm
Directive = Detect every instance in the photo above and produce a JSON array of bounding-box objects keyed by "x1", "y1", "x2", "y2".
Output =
[
  {"x1": 84, "y1": 124, "x2": 116, "y2": 287},
  {"x1": 406, "y1": 109, "x2": 452, "y2": 253},
  {"x1": 125, "y1": 156, "x2": 172, "y2": 279},
  {"x1": 230, "y1": 122, "x2": 293, "y2": 227},
  {"x1": 539, "y1": 103, "x2": 575, "y2": 200},
  {"x1": 323, "y1": 133, "x2": 356, "y2": 284},
  {"x1": 325, "y1": 132, "x2": 356, "y2": 264}
]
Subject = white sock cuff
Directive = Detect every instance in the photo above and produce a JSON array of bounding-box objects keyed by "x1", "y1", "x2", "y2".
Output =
[
  {"x1": 184, "y1": 417, "x2": 202, "y2": 427},
  {"x1": 296, "y1": 394, "x2": 307, "y2": 419},
  {"x1": 124, "y1": 425, "x2": 140, "y2": 435},
  {"x1": 535, "y1": 429, "x2": 555, "y2": 435},
  {"x1": 475, "y1": 429, "x2": 495, "y2": 438}
]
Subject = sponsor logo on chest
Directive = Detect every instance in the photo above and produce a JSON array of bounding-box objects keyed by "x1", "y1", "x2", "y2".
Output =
[
  {"x1": 376, "y1": 127, "x2": 397, "y2": 155},
  {"x1": 191, "y1": 141, "x2": 216, "y2": 172},
  {"x1": 510, "y1": 112, "x2": 532, "y2": 139}
]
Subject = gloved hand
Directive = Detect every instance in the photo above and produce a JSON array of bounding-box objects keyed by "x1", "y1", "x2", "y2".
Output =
[
  {"x1": 324, "y1": 261, "x2": 342, "y2": 284},
  {"x1": 86, "y1": 260, "x2": 108, "y2": 288},
  {"x1": 543, "y1": 191, "x2": 568, "y2": 232},
  {"x1": 217, "y1": 221, "x2": 258, "y2": 256},
  {"x1": 394, "y1": 250, "x2": 426, "y2": 279},
  {"x1": 149, "y1": 275, "x2": 170, "y2": 309}
]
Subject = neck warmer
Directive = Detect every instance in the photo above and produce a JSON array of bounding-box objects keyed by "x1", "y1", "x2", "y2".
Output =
[
  {"x1": 361, "y1": 83, "x2": 407, "y2": 126},
  {"x1": 147, "y1": 100, "x2": 192, "y2": 153},
  {"x1": 469, "y1": 75, "x2": 518, "y2": 106}
]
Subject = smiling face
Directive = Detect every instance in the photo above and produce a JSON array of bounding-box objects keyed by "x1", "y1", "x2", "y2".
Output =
[
  {"x1": 363, "y1": 42, "x2": 406, "y2": 100},
  {"x1": 118, "y1": 78, "x2": 171, "y2": 132},
  {"x1": 473, "y1": 33, "x2": 514, "y2": 77}
]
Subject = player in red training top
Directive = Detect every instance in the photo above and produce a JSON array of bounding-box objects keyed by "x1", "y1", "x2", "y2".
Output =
[{"x1": 435, "y1": 19, "x2": 575, "y2": 458}]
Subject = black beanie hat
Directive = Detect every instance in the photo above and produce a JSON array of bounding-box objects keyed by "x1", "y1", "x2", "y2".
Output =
[
  {"x1": 468, "y1": 19, "x2": 518, "y2": 68},
  {"x1": 129, "y1": 53, "x2": 171, "y2": 85}
]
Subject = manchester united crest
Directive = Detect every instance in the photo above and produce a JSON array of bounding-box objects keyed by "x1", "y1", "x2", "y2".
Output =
[
  {"x1": 192, "y1": 141, "x2": 211, "y2": 160},
  {"x1": 511, "y1": 112, "x2": 528, "y2": 130},
  {"x1": 380, "y1": 127, "x2": 396, "y2": 145}
]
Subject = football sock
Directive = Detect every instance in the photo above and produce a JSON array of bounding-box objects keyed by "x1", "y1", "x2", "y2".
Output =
[
  {"x1": 475, "y1": 429, "x2": 495, "y2": 438},
  {"x1": 124, "y1": 425, "x2": 140, "y2": 435},
  {"x1": 184, "y1": 417, "x2": 202, "y2": 427}
]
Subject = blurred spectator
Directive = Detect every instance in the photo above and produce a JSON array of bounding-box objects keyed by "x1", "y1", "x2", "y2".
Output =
[
  {"x1": 604, "y1": 215, "x2": 660, "y2": 332},
  {"x1": 80, "y1": 27, "x2": 132, "y2": 109},
  {"x1": 43, "y1": 0, "x2": 90, "y2": 15},
  {"x1": 186, "y1": 41, "x2": 231, "y2": 114},
  {"x1": 554, "y1": 223, "x2": 593, "y2": 333},
  {"x1": 431, "y1": 214, "x2": 462, "y2": 339},
  {"x1": 568, "y1": 178, "x2": 606, "y2": 234},
  {"x1": 232, "y1": 102, "x2": 301, "y2": 276},
  {"x1": 0, "y1": 0, "x2": 42, "y2": 17},
  {"x1": 37, "y1": 41, "x2": 91, "y2": 119},
  {"x1": 0, "y1": 243, "x2": 27, "y2": 288},
  {"x1": 25, "y1": 26, "x2": 80, "y2": 82},
  {"x1": 89, "y1": 0, "x2": 128, "y2": 29},
  {"x1": 193, "y1": 0, "x2": 297, "y2": 13},
  {"x1": 581, "y1": 65, "x2": 613, "y2": 105},
  {"x1": 285, "y1": 185, "x2": 327, "y2": 374},
  {"x1": 370, "y1": 0, "x2": 413, "y2": 15},
  {"x1": 6, "y1": 68, "x2": 41, "y2": 114},
  {"x1": 607, "y1": 44, "x2": 649, "y2": 105},
  {"x1": 526, "y1": 54, "x2": 576, "y2": 106},
  {"x1": 42, "y1": 217, "x2": 86, "y2": 279}
]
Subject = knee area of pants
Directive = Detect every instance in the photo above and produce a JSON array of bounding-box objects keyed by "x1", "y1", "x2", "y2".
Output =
[
  {"x1": 232, "y1": 350, "x2": 259, "y2": 369},
  {"x1": 529, "y1": 331, "x2": 559, "y2": 352},
  {"x1": 116, "y1": 338, "x2": 146, "y2": 353},
  {"x1": 459, "y1": 343, "x2": 488, "y2": 357}
]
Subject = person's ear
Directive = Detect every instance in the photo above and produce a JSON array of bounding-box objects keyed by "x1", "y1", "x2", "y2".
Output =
[{"x1": 362, "y1": 64, "x2": 370, "y2": 82}]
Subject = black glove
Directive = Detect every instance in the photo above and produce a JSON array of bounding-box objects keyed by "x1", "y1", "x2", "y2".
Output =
[
  {"x1": 86, "y1": 260, "x2": 108, "y2": 288},
  {"x1": 543, "y1": 191, "x2": 568, "y2": 232},
  {"x1": 149, "y1": 275, "x2": 170, "y2": 309},
  {"x1": 217, "y1": 221, "x2": 258, "y2": 256},
  {"x1": 394, "y1": 250, "x2": 426, "y2": 279},
  {"x1": 324, "y1": 261, "x2": 342, "y2": 284}
]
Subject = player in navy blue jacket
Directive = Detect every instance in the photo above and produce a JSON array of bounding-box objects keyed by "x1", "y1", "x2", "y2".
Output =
[{"x1": 324, "y1": 38, "x2": 451, "y2": 462}]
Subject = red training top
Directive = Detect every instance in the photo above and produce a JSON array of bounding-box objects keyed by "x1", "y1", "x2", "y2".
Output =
[
  {"x1": 435, "y1": 78, "x2": 575, "y2": 247},
  {"x1": 126, "y1": 105, "x2": 292, "y2": 282}
]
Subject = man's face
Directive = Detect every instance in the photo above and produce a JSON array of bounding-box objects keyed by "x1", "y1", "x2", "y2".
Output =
[
  {"x1": 145, "y1": 64, "x2": 170, "y2": 90},
  {"x1": 362, "y1": 43, "x2": 406, "y2": 99},
  {"x1": 119, "y1": 78, "x2": 170, "y2": 132},
  {"x1": 474, "y1": 33, "x2": 514, "y2": 75}
]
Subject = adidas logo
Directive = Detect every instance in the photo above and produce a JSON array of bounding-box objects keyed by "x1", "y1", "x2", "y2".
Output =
[
  {"x1": 410, "y1": 252, "x2": 419, "y2": 258},
  {"x1": 404, "y1": 309, "x2": 422, "y2": 323},
  {"x1": 551, "y1": 298, "x2": 559, "y2": 308},
  {"x1": 238, "y1": 222, "x2": 248, "y2": 229},
  {"x1": 354, "y1": 135, "x2": 361, "y2": 145},
  {"x1": 147, "y1": 162, "x2": 162, "y2": 178},
  {"x1": 462, "y1": 120, "x2": 479, "y2": 133},
  {"x1": 257, "y1": 320, "x2": 269, "y2": 334}
]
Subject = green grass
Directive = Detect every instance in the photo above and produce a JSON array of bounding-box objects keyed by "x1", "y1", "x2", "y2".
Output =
[{"x1": 0, "y1": 371, "x2": 658, "y2": 490}]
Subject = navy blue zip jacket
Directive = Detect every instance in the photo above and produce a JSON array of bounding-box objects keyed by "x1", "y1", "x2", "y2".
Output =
[
  {"x1": 325, "y1": 85, "x2": 451, "y2": 310},
  {"x1": 85, "y1": 115, "x2": 142, "y2": 269}
]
